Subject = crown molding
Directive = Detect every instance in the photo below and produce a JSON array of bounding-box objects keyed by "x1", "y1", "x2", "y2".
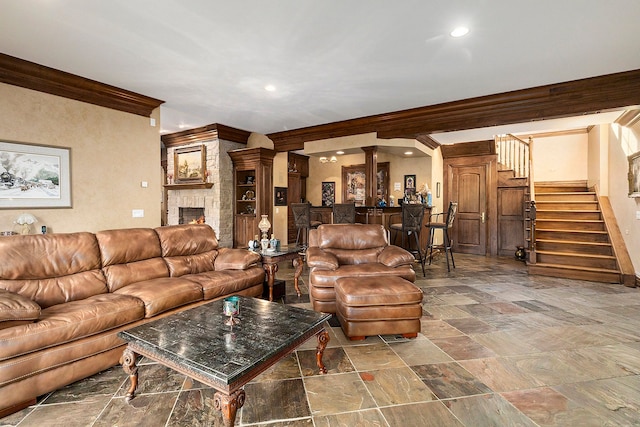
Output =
[
  {"x1": 268, "y1": 69, "x2": 640, "y2": 152},
  {"x1": 161, "y1": 123, "x2": 251, "y2": 147},
  {"x1": 0, "y1": 53, "x2": 163, "y2": 117}
]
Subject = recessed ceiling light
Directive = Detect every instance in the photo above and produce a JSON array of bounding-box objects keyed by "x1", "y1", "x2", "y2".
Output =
[
  {"x1": 264, "y1": 84, "x2": 276, "y2": 92},
  {"x1": 450, "y1": 27, "x2": 469, "y2": 38},
  {"x1": 336, "y1": 151, "x2": 344, "y2": 155},
  {"x1": 404, "y1": 151, "x2": 413, "y2": 155}
]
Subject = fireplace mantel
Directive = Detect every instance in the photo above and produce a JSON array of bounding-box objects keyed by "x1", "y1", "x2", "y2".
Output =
[{"x1": 164, "y1": 183, "x2": 214, "y2": 190}]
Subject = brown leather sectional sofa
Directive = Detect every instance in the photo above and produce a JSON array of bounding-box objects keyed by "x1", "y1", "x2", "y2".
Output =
[
  {"x1": 306, "y1": 223, "x2": 417, "y2": 313},
  {"x1": 0, "y1": 224, "x2": 265, "y2": 416}
]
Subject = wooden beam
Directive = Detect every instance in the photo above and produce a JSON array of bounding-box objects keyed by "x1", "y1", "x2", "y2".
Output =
[
  {"x1": 0, "y1": 53, "x2": 163, "y2": 117},
  {"x1": 268, "y1": 69, "x2": 640, "y2": 152}
]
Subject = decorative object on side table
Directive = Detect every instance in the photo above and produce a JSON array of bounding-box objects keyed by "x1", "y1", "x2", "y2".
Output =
[
  {"x1": 14, "y1": 213, "x2": 37, "y2": 235},
  {"x1": 258, "y1": 215, "x2": 271, "y2": 251}
]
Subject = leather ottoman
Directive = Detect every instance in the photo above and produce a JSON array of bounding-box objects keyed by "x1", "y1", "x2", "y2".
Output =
[{"x1": 335, "y1": 276, "x2": 423, "y2": 340}]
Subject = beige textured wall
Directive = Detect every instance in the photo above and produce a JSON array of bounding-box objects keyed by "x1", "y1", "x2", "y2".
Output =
[
  {"x1": 0, "y1": 83, "x2": 161, "y2": 233},
  {"x1": 533, "y1": 132, "x2": 588, "y2": 182},
  {"x1": 606, "y1": 122, "x2": 640, "y2": 275}
]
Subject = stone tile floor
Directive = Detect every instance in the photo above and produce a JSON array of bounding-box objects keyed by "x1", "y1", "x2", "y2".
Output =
[{"x1": 2, "y1": 253, "x2": 640, "y2": 426}]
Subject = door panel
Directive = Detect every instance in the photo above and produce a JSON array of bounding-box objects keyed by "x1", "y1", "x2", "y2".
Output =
[{"x1": 452, "y1": 165, "x2": 487, "y2": 255}]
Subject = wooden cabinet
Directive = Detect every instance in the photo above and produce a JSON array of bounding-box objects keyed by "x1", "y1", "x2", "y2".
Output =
[{"x1": 229, "y1": 148, "x2": 276, "y2": 248}]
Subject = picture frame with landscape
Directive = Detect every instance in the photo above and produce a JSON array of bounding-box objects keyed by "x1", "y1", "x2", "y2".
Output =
[
  {"x1": 174, "y1": 145, "x2": 206, "y2": 183},
  {"x1": 0, "y1": 140, "x2": 71, "y2": 208}
]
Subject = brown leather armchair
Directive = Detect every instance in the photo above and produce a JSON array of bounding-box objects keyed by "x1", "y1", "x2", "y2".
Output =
[{"x1": 306, "y1": 224, "x2": 416, "y2": 313}]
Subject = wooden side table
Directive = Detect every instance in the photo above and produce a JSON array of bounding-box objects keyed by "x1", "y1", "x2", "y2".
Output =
[{"x1": 256, "y1": 246, "x2": 304, "y2": 301}]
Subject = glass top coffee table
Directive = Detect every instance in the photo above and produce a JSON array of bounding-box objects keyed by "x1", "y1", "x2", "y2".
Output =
[{"x1": 118, "y1": 296, "x2": 330, "y2": 427}]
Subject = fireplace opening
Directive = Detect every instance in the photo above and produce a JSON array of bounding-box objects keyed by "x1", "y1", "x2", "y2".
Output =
[{"x1": 179, "y1": 207, "x2": 205, "y2": 224}]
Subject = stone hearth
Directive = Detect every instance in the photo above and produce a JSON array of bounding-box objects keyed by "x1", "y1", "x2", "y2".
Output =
[{"x1": 166, "y1": 138, "x2": 244, "y2": 247}]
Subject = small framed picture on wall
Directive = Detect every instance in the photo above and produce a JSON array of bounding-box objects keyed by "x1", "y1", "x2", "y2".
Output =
[
  {"x1": 322, "y1": 181, "x2": 335, "y2": 206},
  {"x1": 404, "y1": 174, "x2": 416, "y2": 196},
  {"x1": 274, "y1": 187, "x2": 287, "y2": 206}
]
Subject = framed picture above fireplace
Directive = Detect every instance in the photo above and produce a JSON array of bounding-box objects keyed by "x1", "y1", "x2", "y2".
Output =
[{"x1": 174, "y1": 145, "x2": 206, "y2": 184}]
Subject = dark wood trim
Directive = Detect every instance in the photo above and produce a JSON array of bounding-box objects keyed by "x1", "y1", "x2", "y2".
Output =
[
  {"x1": 161, "y1": 123, "x2": 251, "y2": 147},
  {"x1": 0, "y1": 53, "x2": 163, "y2": 117},
  {"x1": 267, "y1": 69, "x2": 640, "y2": 152},
  {"x1": 441, "y1": 140, "x2": 495, "y2": 158},
  {"x1": 415, "y1": 134, "x2": 441, "y2": 149},
  {"x1": 164, "y1": 183, "x2": 214, "y2": 190}
]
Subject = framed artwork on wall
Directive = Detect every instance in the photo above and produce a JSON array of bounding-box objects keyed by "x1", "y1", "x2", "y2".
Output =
[
  {"x1": 342, "y1": 166, "x2": 366, "y2": 205},
  {"x1": 404, "y1": 174, "x2": 416, "y2": 196},
  {"x1": 174, "y1": 145, "x2": 206, "y2": 183},
  {"x1": 322, "y1": 181, "x2": 335, "y2": 206},
  {"x1": 275, "y1": 187, "x2": 287, "y2": 206},
  {"x1": 0, "y1": 140, "x2": 72, "y2": 208},
  {"x1": 629, "y1": 150, "x2": 640, "y2": 197}
]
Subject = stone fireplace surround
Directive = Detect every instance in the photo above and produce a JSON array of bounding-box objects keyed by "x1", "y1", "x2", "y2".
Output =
[{"x1": 165, "y1": 137, "x2": 244, "y2": 248}]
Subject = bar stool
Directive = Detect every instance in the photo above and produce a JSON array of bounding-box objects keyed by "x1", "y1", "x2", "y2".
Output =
[
  {"x1": 389, "y1": 203, "x2": 425, "y2": 277},
  {"x1": 291, "y1": 203, "x2": 322, "y2": 248},
  {"x1": 425, "y1": 201, "x2": 458, "y2": 272},
  {"x1": 332, "y1": 203, "x2": 356, "y2": 224}
]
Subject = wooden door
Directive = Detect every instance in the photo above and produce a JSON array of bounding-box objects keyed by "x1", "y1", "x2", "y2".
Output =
[{"x1": 450, "y1": 165, "x2": 488, "y2": 255}]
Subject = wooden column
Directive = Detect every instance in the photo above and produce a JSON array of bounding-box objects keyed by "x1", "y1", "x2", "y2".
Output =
[{"x1": 362, "y1": 146, "x2": 378, "y2": 206}]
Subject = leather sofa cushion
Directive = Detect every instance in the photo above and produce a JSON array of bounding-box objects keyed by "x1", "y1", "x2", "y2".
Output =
[
  {"x1": 214, "y1": 248, "x2": 262, "y2": 270},
  {"x1": 0, "y1": 233, "x2": 107, "y2": 308},
  {"x1": 155, "y1": 224, "x2": 219, "y2": 257},
  {"x1": 0, "y1": 289, "x2": 41, "y2": 324},
  {"x1": 0, "y1": 333, "x2": 124, "y2": 388},
  {"x1": 97, "y1": 228, "x2": 169, "y2": 292},
  {"x1": 113, "y1": 277, "x2": 203, "y2": 317},
  {"x1": 183, "y1": 266, "x2": 265, "y2": 300},
  {"x1": 0, "y1": 293, "x2": 144, "y2": 361},
  {"x1": 155, "y1": 224, "x2": 219, "y2": 276},
  {"x1": 102, "y1": 258, "x2": 169, "y2": 293}
]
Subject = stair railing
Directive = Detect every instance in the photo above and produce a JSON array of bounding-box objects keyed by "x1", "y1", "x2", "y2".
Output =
[{"x1": 495, "y1": 134, "x2": 536, "y2": 262}]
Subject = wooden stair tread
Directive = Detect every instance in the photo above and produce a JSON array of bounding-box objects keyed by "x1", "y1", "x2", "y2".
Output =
[
  {"x1": 529, "y1": 262, "x2": 620, "y2": 274},
  {"x1": 536, "y1": 219, "x2": 603, "y2": 223},
  {"x1": 535, "y1": 191, "x2": 595, "y2": 195},
  {"x1": 535, "y1": 250, "x2": 616, "y2": 260},
  {"x1": 534, "y1": 228, "x2": 608, "y2": 234},
  {"x1": 536, "y1": 209, "x2": 600, "y2": 213},
  {"x1": 536, "y1": 239, "x2": 611, "y2": 247}
]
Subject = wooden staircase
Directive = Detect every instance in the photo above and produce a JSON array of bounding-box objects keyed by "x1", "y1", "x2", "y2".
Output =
[{"x1": 527, "y1": 183, "x2": 623, "y2": 283}]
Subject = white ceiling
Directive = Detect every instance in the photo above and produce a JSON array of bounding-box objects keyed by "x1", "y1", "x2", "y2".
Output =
[{"x1": 1, "y1": 1, "x2": 639, "y2": 142}]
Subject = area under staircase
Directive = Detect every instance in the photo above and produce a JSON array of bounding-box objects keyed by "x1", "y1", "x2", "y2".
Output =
[{"x1": 527, "y1": 182, "x2": 634, "y2": 285}]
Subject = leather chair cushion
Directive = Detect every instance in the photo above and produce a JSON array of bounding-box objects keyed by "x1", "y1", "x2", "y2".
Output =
[
  {"x1": 335, "y1": 276, "x2": 423, "y2": 307},
  {"x1": 310, "y1": 264, "x2": 416, "y2": 288},
  {"x1": 113, "y1": 277, "x2": 202, "y2": 317},
  {"x1": 0, "y1": 293, "x2": 144, "y2": 361},
  {"x1": 315, "y1": 224, "x2": 388, "y2": 249}
]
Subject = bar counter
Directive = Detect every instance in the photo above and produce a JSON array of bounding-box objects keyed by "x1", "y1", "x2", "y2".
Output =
[{"x1": 310, "y1": 205, "x2": 432, "y2": 249}]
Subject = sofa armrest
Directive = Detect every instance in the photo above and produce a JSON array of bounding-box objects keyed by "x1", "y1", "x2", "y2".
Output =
[
  {"x1": 214, "y1": 248, "x2": 262, "y2": 270},
  {"x1": 0, "y1": 289, "x2": 41, "y2": 330},
  {"x1": 306, "y1": 247, "x2": 339, "y2": 270},
  {"x1": 378, "y1": 245, "x2": 415, "y2": 267}
]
